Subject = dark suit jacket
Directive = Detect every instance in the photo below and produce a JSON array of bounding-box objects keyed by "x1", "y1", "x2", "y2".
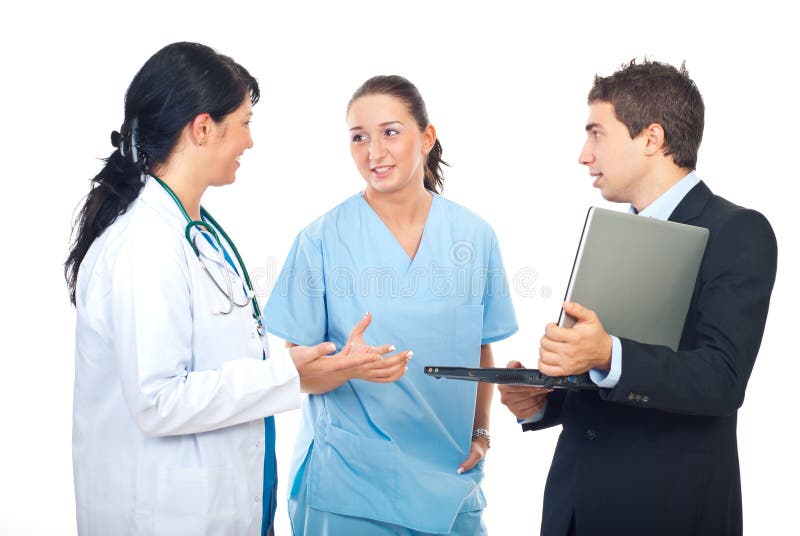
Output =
[{"x1": 524, "y1": 182, "x2": 777, "y2": 536}]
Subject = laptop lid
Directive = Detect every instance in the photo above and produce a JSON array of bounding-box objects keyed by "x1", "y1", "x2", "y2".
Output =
[{"x1": 558, "y1": 206, "x2": 709, "y2": 351}]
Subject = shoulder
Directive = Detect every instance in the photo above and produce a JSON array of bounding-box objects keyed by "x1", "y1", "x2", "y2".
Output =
[
  {"x1": 434, "y1": 194, "x2": 497, "y2": 237},
  {"x1": 702, "y1": 193, "x2": 775, "y2": 245},
  {"x1": 295, "y1": 192, "x2": 364, "y2": 244},
  {"x1": 103, "y1": 195, "x2": 189, "y2": 271}
]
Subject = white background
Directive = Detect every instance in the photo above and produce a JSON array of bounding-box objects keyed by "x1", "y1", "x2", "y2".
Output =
[{"x1": 1, "y1": 1, "x2": 798, "y2": 534}]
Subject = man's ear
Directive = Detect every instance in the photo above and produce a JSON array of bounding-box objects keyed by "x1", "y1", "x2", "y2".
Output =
[{"x1": 642, "y1": 123, "x2": 666, "y2": 156}]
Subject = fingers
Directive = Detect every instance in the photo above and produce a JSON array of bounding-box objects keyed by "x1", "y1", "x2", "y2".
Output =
[
  {"x1": 537, "y1": 360, "x2": 563, "y2": 377},
  {"x1": 329, "y1": 350, "x2": 381, "y2": 372},
  {"x1": 371, "y1": 343, "x2": 396, "y2": 357},
  {"x1": 506, "y1": 360, "x2": 523, "y2": 368},
  {"x1": 544, "y1": 322, "x2": 576, "y2": 344},
  {"x1": 457, "y1": 441, "x2": 486, "y2": 474},
  {"x1": 562, "y1": 301, "x2": 595, "y2": 323},
  {"x1": 358, "y1": 351, "x2": 412, "y2": 382},
  {"x1": 346, "y1": 312, "x2": 372, "y2": 345},
  {"x1": 288, "y1": 342, "x2": 334, "y2": 365}
]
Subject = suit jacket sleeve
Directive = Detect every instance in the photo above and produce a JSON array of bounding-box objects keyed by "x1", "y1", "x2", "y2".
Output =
[{"x1": 599, "y1": 207, "x2": 777, "y2": 417}]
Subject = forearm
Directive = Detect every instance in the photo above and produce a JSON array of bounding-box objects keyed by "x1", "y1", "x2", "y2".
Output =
[
  {"x1": 284, "y1": 341, "x2": 351, "y2": 394},
  {"x1": 300, "y1": 370, "x2": 350, "y2": 394},
  {"x1": 473, "y1": 344, "x2": 493, "y2": 429}
]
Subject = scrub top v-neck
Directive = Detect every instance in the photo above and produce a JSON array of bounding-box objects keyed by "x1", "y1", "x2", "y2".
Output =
[{"x1": 265, "y1": 191, "x2": 517, "y2": 534}]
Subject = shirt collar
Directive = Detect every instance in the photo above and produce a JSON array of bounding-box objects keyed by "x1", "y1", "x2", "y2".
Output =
[{"x1": 630, "y1": 171, "x2": 700, "y2": 220}]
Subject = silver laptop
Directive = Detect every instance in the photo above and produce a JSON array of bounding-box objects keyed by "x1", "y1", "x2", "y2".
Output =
[{"x1": 558, "y1": 206, "x2": 709, "y2": 350}]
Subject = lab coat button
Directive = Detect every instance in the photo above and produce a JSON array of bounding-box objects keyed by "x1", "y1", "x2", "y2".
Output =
[
  {"x1": 254, "y1": 496, "x2": 260, "y2": 503},
  {"x1": 255, "y1": 440, "x2": 262, "y2": 448},
  {"x1": 585, "y1": 428, "x2": 596, "y2": 440}
]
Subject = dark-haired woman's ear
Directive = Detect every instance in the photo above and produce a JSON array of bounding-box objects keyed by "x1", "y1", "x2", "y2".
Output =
[{"x1": 190, "y1": 113, "x2": 213, "y2": 147}]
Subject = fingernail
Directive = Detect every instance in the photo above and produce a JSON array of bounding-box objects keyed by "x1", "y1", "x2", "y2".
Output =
[
  {"x1": 407, "y1": 351, "x2": 414, "y2": 359},
  {"x1": 457, "y1": 467, "x2": 464, "y2": 474},
  {"x1": 389, "y1": 345, "x2": 396, "y2": 352},
  {"x1": 405, "y1": 367, "x2": 409, "y2": 372},
  {"x1": 364, "y1": 311, "x2": 370, "y2": 317},
  {"x1": 327, "y1": 343, "x2": 335, "y2": 352}
]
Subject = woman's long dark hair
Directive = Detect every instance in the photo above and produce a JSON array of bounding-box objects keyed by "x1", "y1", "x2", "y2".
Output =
[
  {"x1": 65, "y1": 42, "x2": 259, "y2": 305},
  {"x1": 348, "y1": 75, "x2": 448, "y2": 193}
]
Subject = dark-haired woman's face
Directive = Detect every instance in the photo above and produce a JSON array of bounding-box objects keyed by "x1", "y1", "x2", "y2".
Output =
[
  {"x1": 203, "y1": 97, "x2": 254, "y2": 187},
  {"x1": 347, "y1": 94, "x2": 433, "y2": 196}
]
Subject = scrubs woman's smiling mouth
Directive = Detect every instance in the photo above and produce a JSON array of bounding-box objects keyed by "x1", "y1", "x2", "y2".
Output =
[{"x1": 372, "y1": 165, "x2": 394, "y2": 178}]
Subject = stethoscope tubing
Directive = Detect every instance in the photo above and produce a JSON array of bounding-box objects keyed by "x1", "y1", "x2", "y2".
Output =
[{"x1": 151, "y1": 175, "x2": 263, "y2": 328}]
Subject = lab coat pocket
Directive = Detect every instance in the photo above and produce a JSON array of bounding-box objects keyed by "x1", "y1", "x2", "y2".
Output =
[
  {"x1": 153, "y1": 465, "x2": 236, "y2": 536},
  {"x1": 308, "y1": 422, "x2": 399, "y2": 522},
  {"x1": 453, "y1": 305, "x2": 484, "y2": 366}
]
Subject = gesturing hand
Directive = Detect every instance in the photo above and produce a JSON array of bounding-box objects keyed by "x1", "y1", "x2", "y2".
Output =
[{"x1": 342, "y1": 312, "x2": 412, "y2": 383}]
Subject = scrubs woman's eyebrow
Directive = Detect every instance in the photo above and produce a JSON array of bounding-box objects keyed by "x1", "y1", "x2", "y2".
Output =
[{"x1": 349, "y1": 121, "x2": 405, "y2": 132}]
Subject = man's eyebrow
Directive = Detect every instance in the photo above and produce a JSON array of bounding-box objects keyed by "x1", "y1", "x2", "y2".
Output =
[{"x1": 585, "y1": 122, "x2": 601, "y2": 132}]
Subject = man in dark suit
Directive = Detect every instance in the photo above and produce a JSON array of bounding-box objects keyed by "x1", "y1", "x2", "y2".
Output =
[{"x1": 499, "y1": 60, "x2": 777, "y2": 535}]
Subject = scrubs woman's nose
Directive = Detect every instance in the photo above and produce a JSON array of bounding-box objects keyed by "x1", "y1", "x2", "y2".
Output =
[{"x1": 369, "y1": 138, "x2": 387, "y2": 161}]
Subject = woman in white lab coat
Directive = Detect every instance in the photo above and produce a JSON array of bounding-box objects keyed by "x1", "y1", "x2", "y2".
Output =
[{"x1": 65, "y1": 42, "x2": 398, "y2": 536}]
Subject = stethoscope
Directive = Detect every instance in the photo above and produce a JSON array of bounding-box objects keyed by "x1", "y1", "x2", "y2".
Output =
[{"x1": 152, "y1": 175, "x2": 264, "y2": 336}]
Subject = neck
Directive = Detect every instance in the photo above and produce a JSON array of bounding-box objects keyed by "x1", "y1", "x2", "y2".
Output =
[
  {"x1": 363, "y1": 180, "x2": 431, "y2": 226},
  {"x1": 153, "y1": 166, "x2": 205, "y2": 221},
  {"x1": 631, "y1": 165, "x2": 691, "y2": 213}
]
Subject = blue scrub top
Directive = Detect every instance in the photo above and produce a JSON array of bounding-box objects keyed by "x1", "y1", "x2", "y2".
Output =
[{"x1": 265, "y1": 192, "x2": 517, "y2": 533}]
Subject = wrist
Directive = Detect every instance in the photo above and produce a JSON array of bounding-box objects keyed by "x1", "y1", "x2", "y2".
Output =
[
  {"x1": 594, "y1": 335, "x2": 613, "y2": 372},
  {"x1": 472, "y1": 427, "x2": 491, "y2": 449}
]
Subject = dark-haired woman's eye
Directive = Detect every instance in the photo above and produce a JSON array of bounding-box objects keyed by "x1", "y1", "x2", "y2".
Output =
[
  {"x1": 385, "y1": 129, "x2": 399, "y2": 137},
  {"x1": 352, "y1": 133, "x2": 367, "y2": 143}
]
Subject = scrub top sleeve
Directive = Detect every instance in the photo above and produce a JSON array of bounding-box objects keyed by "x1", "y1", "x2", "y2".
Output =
[
  {"x1": 481, "y1": 230, "x2": 518, "y2": 344},
  {"x1": 111, "y1": 237, "x2": 299, "y2": 437},
  {"x1": 263, "y1": 230, "x2": 328, "y2": 347}
]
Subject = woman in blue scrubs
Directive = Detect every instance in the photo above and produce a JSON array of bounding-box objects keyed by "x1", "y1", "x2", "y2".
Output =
[{"x1": 265, "y1": 75, "x2": 518, "y2": 535}]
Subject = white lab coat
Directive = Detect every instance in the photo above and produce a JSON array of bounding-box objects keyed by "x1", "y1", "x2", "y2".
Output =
[{"x1": 72, "y1": 177, "x2": 300, "y2": 535}]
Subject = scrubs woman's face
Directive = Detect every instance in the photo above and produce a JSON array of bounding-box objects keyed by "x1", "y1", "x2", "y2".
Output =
[
  {"x1": 204, "y1": 96, "x2": 254, "y2": 187},
  {"x1": 347, "y1": 94, "x2": 431, "y2": 195}
]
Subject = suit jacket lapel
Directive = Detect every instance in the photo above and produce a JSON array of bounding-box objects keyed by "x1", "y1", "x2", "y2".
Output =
[{"x1": 668, "y1": 180, "x2": 713, "y2": 224}]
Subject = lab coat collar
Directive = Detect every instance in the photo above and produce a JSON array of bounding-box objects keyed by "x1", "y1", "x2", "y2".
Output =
[{"x1": 138, "y1": 174, "x2": 191, "y2": 229}]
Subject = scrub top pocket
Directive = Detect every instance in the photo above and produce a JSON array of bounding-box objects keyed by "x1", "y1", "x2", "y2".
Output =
[{"x1": 307, "y1": 421, "x2": 399, "y2": 522}]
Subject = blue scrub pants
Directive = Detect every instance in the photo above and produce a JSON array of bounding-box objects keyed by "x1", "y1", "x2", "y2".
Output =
[
  {"x1": 288, "y1": 461, "x2": 487, "y2": 536},
  {"x1": 289, "y1": 503, "x2": 486, "y2": 536}
]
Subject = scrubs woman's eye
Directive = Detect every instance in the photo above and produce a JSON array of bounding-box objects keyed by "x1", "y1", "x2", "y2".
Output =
[
  {"x1": 352, "y1": 133, "x2": 367, "y2": 143},
  {"x1": 385, "y1": 129, "x2": 399, "y2": 137}
]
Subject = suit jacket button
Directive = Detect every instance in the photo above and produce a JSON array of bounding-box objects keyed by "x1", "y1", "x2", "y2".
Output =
[
  {"x1": 585, "y1": 428, "x2": 596, "y2": 440},
  {"x1": 641, "y1": 395, "x2": 649, "y2": 403},
  {"x1": 627, "y1": 392, "x2": 636, "y2": 401}
]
